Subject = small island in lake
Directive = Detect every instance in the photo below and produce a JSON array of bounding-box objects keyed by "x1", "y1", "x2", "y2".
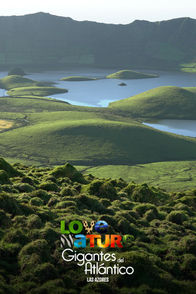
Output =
[
  {"x1": 106, "y1": 69, "x2": 158, "y2": 80},
  {"x1": 60, "y1": 76, "x2": 97, "y2": 81}
]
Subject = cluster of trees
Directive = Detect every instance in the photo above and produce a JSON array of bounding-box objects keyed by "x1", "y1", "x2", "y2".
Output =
[{"x1": 0, "y1": 158, "x2": 196, "y2": 293}]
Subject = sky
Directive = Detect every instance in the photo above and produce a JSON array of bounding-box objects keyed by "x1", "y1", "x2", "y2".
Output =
[{"x1": 1, "y1": 0, "x2": 196, "y2": 24}]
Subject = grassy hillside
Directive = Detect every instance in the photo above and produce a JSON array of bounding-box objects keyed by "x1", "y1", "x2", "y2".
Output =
[
  {"x1": 0, "y1": 158, "x2": 195, "y2": 293},
  {"x1": 1, "y1": 86, "x2": 196, "y2": 166},
  {"x1": 109, "y1": 86, "x2": 196, "y2": 119},
  {"x1": 106, "y1": 70, "x2": 158, "y2": 79},
  {"x1": 61, "y1": 76, "x2": 97, "y2": 81},
  {"x1": 1, "y1": 102, "x2": 196, "y2": 165},
  {"x1": 0, "y1": 97, "x2": 72, "y2": 113},
  {"x1": 78, "y1": 161, "x2": 196, "y2": 192}
]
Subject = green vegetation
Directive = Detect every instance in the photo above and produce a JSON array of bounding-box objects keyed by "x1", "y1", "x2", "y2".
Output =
[
  {"x1": 106, "y1": 70, "x2": 158, "y2": 79},
  {"x1": 7, "y1": 86, "x2": 67, "y2": 97},
  {"x1": 61, "y1": 76, "x2": 97, "y2": 81},
  {"x1": 78, "y1": 161, "x2": 196, "y2": 192},
  {"x1": 0, "y1": 97, "x2": 71, "y2": 113},
  {"x1": 0, "y1": 158, "x2": 195, "y2": 293},
  {"x1": 0, "y1": 75, "x2": 68, "y2": 98},
  {"x1": 0, "y1": 75, "x2": 36, "y2": 90},
  {"x1": 0, "y1": 13, "x2": 195, "y2": 70},
  {"x1": 1, "y1": 107, "x2": 196, "y2": 166},
  {"x1": 181, "y1": 63, "x2": 196, "y2": 73},
  {"x1": 1, "y1": 84, "x2": 196, "y2": 166},
  {"x1": 109, "y1": 86, "x2": 196, "y2": 119}
]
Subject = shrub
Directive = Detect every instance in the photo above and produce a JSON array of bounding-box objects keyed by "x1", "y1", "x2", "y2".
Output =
[
  {"x1": 18, "y1": 239, "x2": 50, "y2": 269},
  {"x1": 181, "y1": 254, "x2": 196, "y2": 273},
  {"x1": 167, "y1": 210, "x2": 188, "y2": 225},
  {"x1": 61, "y1": 186, "x2": 77, "y2": 196},
  {"x1": 39, "y1": 181, "x2": 59, "y2": 192},
  {"x1": 30, "y1": 189, "x2": 51, "y2": 204},
  {"x1": 0, "y1": 209, "x2": 11, "y2": 227},
  {"x1": 180, "y1": 235, "x2": 196, "y2": 254},
  {"x1": 3, "y1": 229, "x2": 28, "y2": 245},
  {"x1": 134, "y1": 203, "x2": 158, "y2": 216},
  {"x1": 27, "y1": 214, "x2": 42, "y2": 229},
  {"x1": 75, "y1": 194, "x2": 107, "y2": 213},
  {"x1": 88, "y1": 179, "x2": 117, "y2": 200},
  {"x1": 123, "y1": 182, "x2": 136, "y2": 196},
  {"x1": 47, "y1": 197, "x2": 58, "y2": 207},
  {"x1": 0, "y1": 193, "x2": 21, "y2": 215},
  {"x1": 33, "y1": 262, "x2": 58, "y2": 283},
  {"x1": 40, "y1": 225, "x2": 59, "y2": 243},
  {"x1": 29, "y1": 197, "x2": 44, "y2": 206},
  {"x1": 0, "y1": 170, "x2": 10, "y2": 184},
  {"x1": 51, "y1": 163, "x2": 86, "y2": 183},
  {"x1": 131, "y1": 184, "x2": 167, "y2": 204},
  {"x1": 21, "y1": 176, "x2": 35, "y2": 186},
  {"x1": 55, "y1": 201, "x2": 76, "y2": 209},
  {"x1": 14, "y1": 183, "x2": 35, "y2": 193},
  {"x1": 0, "y1": 158, "x2": 21, "y2": 177},
  {"x1": 178, "y1": 196, "x2": 196, "y2": 209}
]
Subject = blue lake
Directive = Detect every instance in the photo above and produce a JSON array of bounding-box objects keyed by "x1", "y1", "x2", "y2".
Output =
[
  {"x1": 143, "y1": 120, "x2": 196, "y2": 137},
  {"x1": 0, "y1": 68, "x2": 196, "y2": 107}
]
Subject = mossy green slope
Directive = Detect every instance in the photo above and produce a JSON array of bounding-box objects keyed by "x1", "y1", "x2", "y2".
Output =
[
  {"x1": 106, "y1": 70, "x2": 158, "y2": 80},
  {"x1": 109, "y1": 86, "x2": 196, "y2": 119},
  {"x1": 0, "y1": 158, "x2": 196, "y2": 294}
]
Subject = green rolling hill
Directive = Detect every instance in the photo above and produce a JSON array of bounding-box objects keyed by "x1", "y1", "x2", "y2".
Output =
[
  {"x1": 1, "y1": 95, "x2": 196, "y2": 166},
  {"x1": 1, "y1": 76, "x2": 196, "y2": 187},
  {"x1": 109, "y1": 86, "x2": 196, "y2": 119}
]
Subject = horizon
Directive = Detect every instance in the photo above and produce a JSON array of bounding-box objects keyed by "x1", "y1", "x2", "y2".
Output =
[
  {"x1": 0, "y1": 0, "x2": 195, "y2": 24},
  {"x1": 0, "y1": 11, "x2": 195, "y2": 25}
]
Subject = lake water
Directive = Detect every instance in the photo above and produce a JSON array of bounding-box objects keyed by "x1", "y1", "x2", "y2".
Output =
[
  {"x1": 143, "y1": 120, "x2": 196, "y2": 137},
  {"x1": 0, "y1": 68, "x2": 196, "y2": 107}
]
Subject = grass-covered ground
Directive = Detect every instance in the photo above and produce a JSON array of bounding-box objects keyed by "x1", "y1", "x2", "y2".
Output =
[
  {"x1": 0, "y1": 158, "x2": 196, "y2": 294},
  {"x1": 0, "y1": 75, "x2": 52, "y2": 90},
  {"x1": 106, "y1": 70, "x2": 158, "y2": 80},
  {"x1": 1, "y1": 102, "x2": 196, "y2": 166},
  {"x1": 78, "y1": 161, "x2": 196, "y2": 192},
  {"x1": 1, "y1": 79, "x2": 196, "y2": 168},
  {"x1": 0, "y1": 120, "x2": 13, "y2": 131},
  {"x1": 0, "y1": 75, "x2": 68, "y2": 97},
  {"x1": 7, "y1": 86, "x2": 67, "y2": 97},
  {"x1": 109, "y1": 86, "x2": 196, "y2": 119},
  {"x1": 61, "y1": 76, "x2": 97, "y2": 81}
]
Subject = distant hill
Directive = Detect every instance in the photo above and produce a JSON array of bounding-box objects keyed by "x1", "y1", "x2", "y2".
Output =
[{"x1": 0, "y1": 13, "x2": 195, "y2": 70}]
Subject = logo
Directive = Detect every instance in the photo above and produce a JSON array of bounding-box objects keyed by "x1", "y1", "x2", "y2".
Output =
[
  {"x1": 60, "y1": 219, "x2": 135, "y2": 282},
  {"x1": 60, "y1": 219, "x2": 124, "y2": 248}
]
